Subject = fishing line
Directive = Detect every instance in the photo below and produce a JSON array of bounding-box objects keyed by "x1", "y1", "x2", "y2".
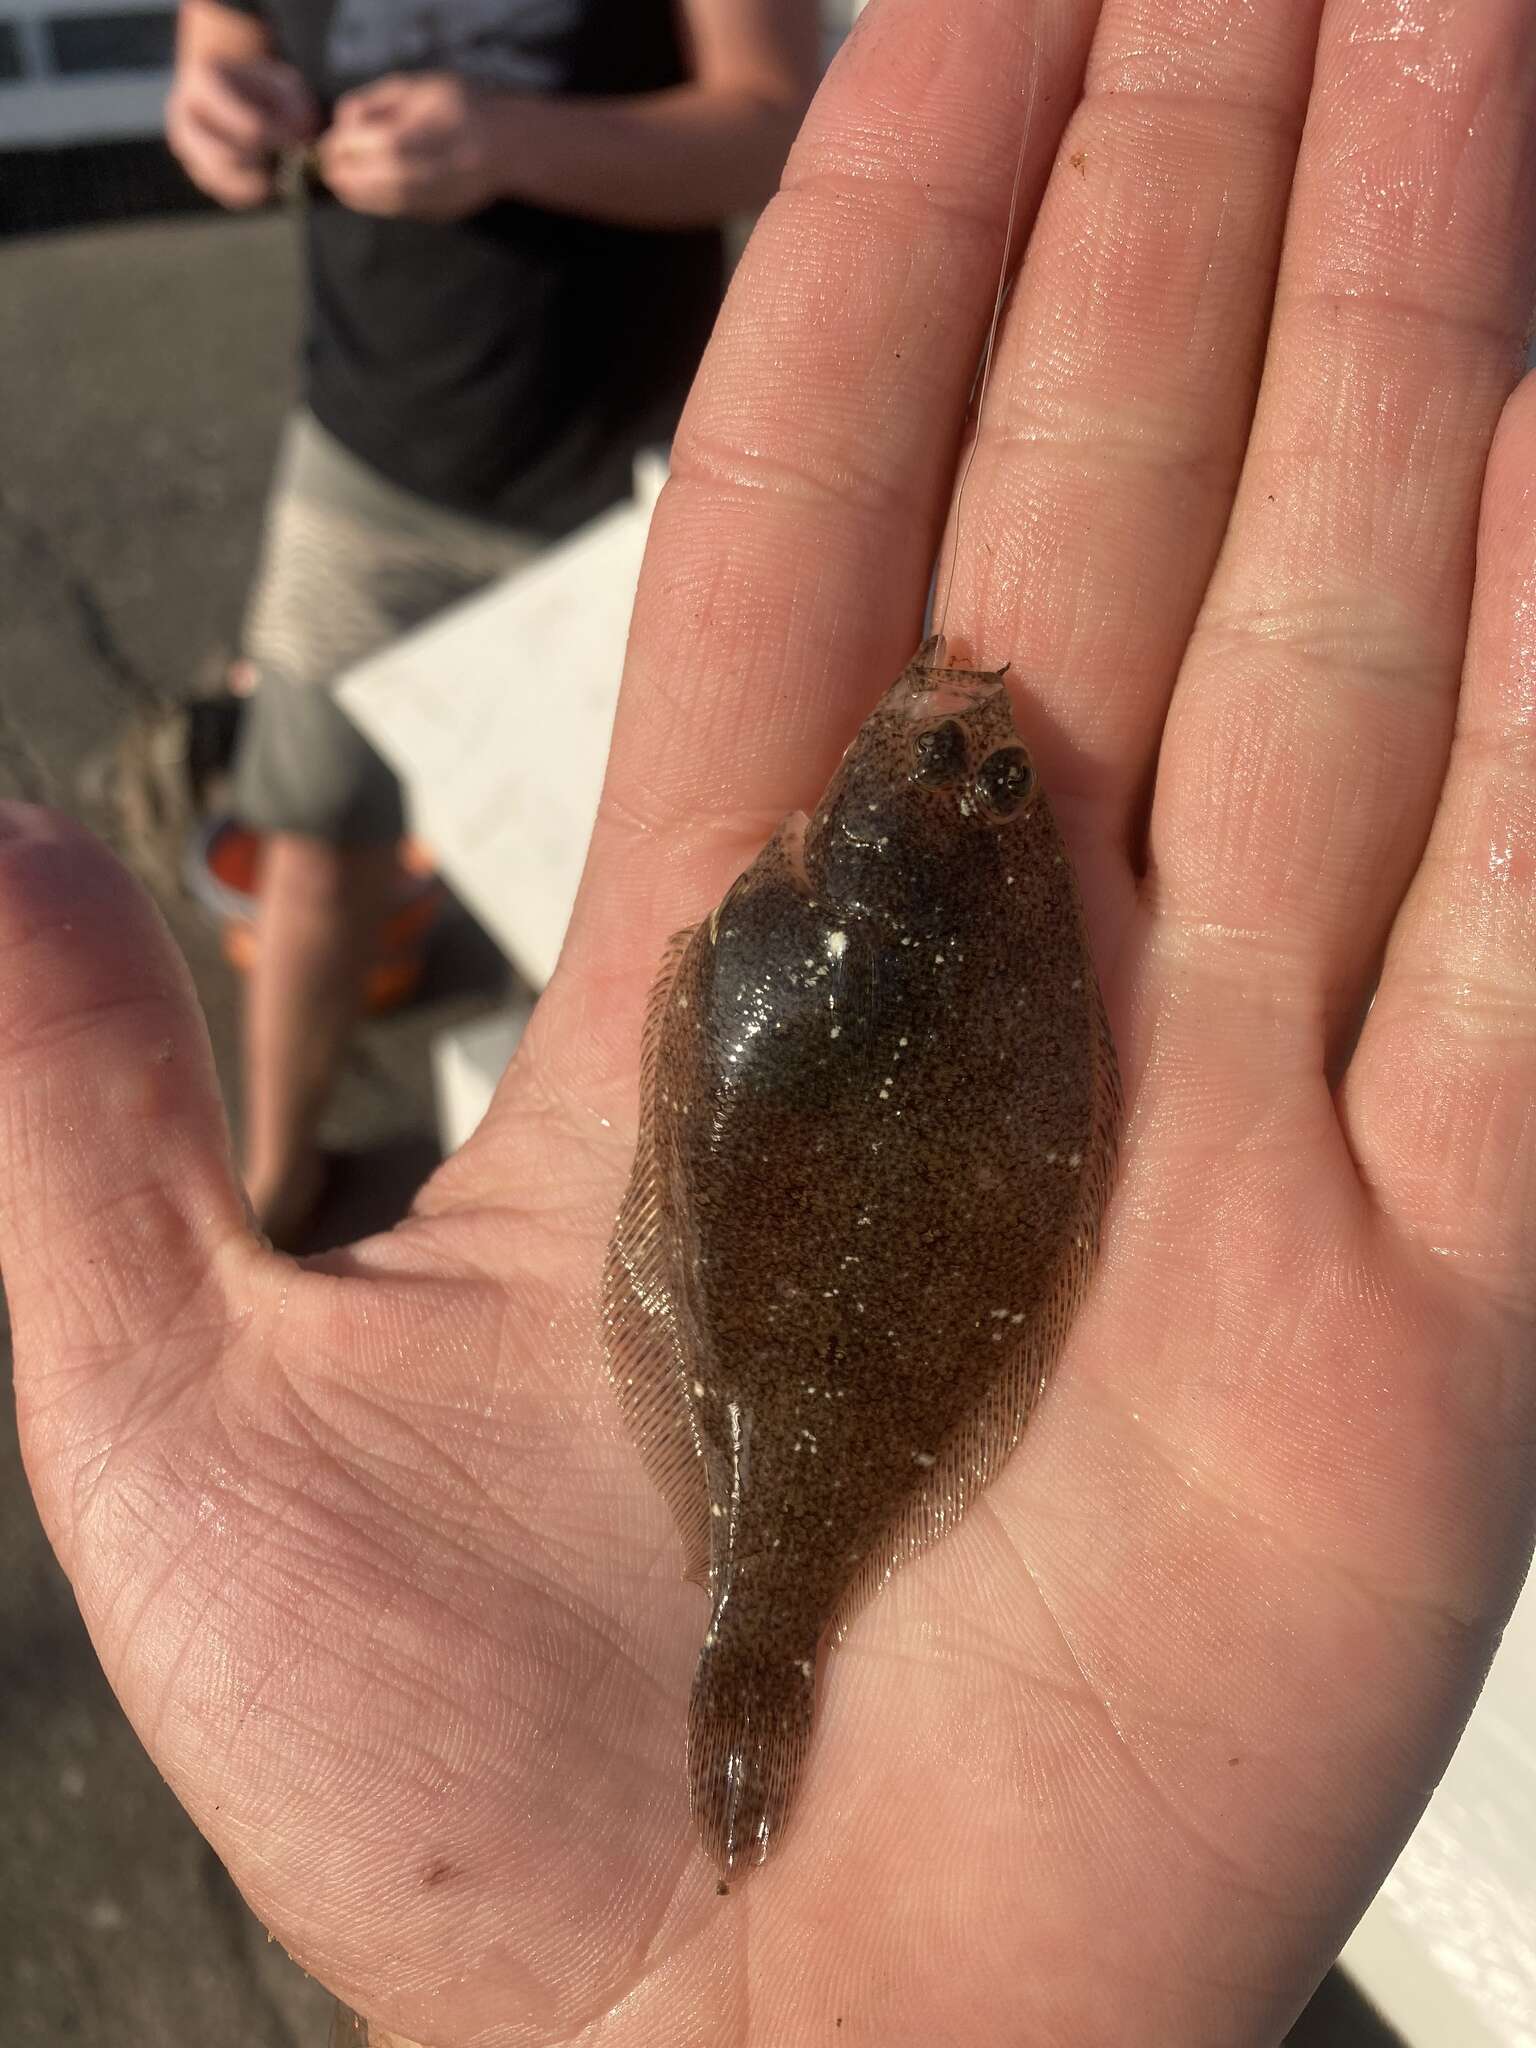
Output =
[{"x1": 932, "y1": 26, "x2": 1042, "y2": 647}]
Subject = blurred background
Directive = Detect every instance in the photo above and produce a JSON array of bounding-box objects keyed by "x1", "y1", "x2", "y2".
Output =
[{"x1": 0, "y1": 3, "x2": 1521, "y2": 2043}]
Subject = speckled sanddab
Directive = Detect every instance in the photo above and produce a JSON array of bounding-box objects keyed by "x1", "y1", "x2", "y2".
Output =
[{"x1": 605, "y1": 634, "x2": 1120, "y2": 1877}]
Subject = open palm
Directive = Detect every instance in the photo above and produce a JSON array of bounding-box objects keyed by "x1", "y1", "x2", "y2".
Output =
[{"x1": 9, "y1": 2, "x2": 1536, "y2": 2043}]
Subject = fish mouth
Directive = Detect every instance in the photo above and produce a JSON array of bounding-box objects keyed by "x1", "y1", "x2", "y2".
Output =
[
  {"x1": 902, "y1": 634, "x2": 1010, "y2": 719},
  {"x1": 779, "y1": 809, "x2": 812, "y2": 890},
  {"x1": 901, "y1": 634, "x2": 1011, "y2": 716}
]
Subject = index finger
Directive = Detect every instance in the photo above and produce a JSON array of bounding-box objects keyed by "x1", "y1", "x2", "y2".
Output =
[
  {"x1": 562, "y1": 0, "x2": 1103, "y2": 1001},
  {"x1": 184, "y1": 62, "x2": 280, "y2": 154},
  {"x1": 331, "y1": 75, "x2": 414, "y2": 129}
]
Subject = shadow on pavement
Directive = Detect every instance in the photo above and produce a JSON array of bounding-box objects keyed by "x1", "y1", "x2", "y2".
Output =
[
  {"x1": 0, "y1": 140, "x2": 217, "y2": 238},
  {"x1": 1285, "y1": 1970, "x2": 1404, "y2": 2045}
]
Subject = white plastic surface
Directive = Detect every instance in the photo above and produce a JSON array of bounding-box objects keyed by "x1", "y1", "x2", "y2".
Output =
[
  {"x1": 1342, "y1": 1572, "x2": 1536, "y2": 2047},
  {"x1": 432, "y1": 998, "x2": 535, "y2": 1156}
]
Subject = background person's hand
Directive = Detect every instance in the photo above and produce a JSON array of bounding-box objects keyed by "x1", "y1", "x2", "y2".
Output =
[
  {"x1": 165, "y1": 53, "x2": 319, "y2": 210},
  {"x1": 319, "y1": 73, "x2": 516, "y2": 221},
  {"x1": 12, "y1": 2, "x2": 1536, "y2": 2044}
]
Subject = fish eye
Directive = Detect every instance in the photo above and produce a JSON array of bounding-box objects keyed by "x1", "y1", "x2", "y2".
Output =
[
  {"x1": 909, "y1": 719, "x2": 968, "y2": 789},
  {"x1": 972, "y1": 744, "x2": 1036, "y2": 820}
]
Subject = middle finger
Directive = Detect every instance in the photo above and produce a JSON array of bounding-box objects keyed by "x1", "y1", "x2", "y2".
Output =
[{"x1": 937, "y1": 0, "x2": 1326, "y2": 853}]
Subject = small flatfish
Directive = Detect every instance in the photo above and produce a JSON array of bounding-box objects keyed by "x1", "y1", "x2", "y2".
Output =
[{"x1": 604, "y1": 634, "x2": 1119, "y2": 1876}]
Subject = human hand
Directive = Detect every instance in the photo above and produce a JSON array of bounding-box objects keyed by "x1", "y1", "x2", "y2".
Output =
[
  {"x1": 11, "y1": 1, "x2": 1536, "y2": 2043},
  {"x1": 165, "y1": 53, "x2": 319, "y2": 209},
  {"x1": 318, "y1": 73, "x2": 516, "y2": 221}
]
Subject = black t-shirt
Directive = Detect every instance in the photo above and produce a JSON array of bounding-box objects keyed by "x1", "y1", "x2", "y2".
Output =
[{"x1": 224, "y1": 0, "x2": 724, "y2": 532}]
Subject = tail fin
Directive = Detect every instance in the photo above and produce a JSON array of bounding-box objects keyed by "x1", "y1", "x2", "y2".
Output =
[{"x1": 687, "y1": 1634, "x2": 817, "y2": 1876}]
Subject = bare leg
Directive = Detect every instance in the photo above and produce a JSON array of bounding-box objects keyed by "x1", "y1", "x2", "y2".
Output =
[{"x1": 242, "y1": 832, "x2": 399, "y2": 1243}]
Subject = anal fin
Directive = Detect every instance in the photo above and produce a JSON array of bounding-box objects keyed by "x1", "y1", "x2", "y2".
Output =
[{"x1": 603, "y1": 925, "x2": 711, "y2": 1586}]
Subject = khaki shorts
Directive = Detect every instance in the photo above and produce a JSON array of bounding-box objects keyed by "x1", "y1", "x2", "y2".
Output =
[{"x1": 234, "y1": 410, "x2": 540, "y2": 845}]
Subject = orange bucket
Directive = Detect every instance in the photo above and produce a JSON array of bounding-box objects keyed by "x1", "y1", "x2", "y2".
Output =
[{"x1": 186, "y1": 817, "x2": 445, "y2": 1015}]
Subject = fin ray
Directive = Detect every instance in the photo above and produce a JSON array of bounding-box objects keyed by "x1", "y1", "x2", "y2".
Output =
[{"x1": 603, "y1": 925, "x2": 712, "y2": 1586}]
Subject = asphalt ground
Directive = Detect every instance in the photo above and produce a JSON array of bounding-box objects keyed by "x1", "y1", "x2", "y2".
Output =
[
  {"x1": 1, "y1": 204, "x2": 502, "y2": 2043},
  {"x1": 0, "y1": 201, "x2": 1402, "y2": 2046}
]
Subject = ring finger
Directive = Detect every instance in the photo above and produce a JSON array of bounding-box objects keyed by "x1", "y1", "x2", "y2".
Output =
[{"x1": 1149, "y1": 0, "x2": 1536, "y2": 1064}]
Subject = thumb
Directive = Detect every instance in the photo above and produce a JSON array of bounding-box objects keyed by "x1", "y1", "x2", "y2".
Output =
[{"x1": 0, "y1": 807, "x2": 256, "y2": 1551}]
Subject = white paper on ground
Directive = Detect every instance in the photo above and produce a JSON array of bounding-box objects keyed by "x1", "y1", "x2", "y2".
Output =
[{"x1": 338, "y1": 455, "x2": 664, "y2": 987}]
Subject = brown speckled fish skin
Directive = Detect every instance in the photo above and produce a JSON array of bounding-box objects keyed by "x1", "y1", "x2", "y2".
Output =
[{"x1": 604, "y1": 637, "x2": 1119, "y2": 1876}]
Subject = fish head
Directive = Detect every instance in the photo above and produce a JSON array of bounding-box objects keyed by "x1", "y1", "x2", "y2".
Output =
[{"x1": 803, "y1": 636, "x2": 1049, "y2": 930}]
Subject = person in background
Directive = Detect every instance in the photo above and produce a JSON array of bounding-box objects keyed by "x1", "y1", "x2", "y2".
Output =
[{"x1": 165, "y1": 0, "x2": 820, "y2": 1242}]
